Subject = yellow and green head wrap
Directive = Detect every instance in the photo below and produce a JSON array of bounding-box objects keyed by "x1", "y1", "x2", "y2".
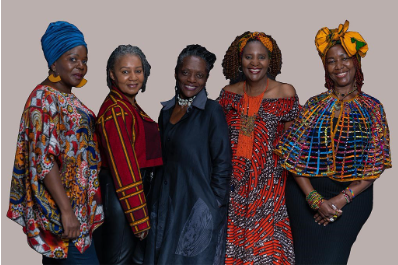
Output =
[
  {"x1": 315, "y1": 20, "x2": 368, "y2": 64},
  {"x1": 238, "y1": 32, "x2": 273, "y2": 55}
]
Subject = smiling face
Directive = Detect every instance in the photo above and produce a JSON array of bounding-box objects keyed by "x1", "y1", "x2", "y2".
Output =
[
  {"x1": 325, "y1": 44, "x2": 356, "y2": 89},
  {"x1": 52, "y1": 45, "x2": 88, "y2": 91},
  {"x1": 110, "y1": 54, "x2": 144, "y2": 103},
  {"x1": 176, "y1": 56, "x2": 208, "y2": 99},
  {"x1": 241, "y1": 41, "x2": 270, "y2": 83}
]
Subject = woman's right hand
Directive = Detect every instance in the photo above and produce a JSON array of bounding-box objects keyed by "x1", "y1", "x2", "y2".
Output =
[
  {"x1": 136, "y1": 230, "x2": 149, "y2": 241},
  {"x1": 315, "y1": 197, "x2": 344, "y2": 226},
  {"x1": 61, "y1": 210, "x2": 81, "y2": 239}
]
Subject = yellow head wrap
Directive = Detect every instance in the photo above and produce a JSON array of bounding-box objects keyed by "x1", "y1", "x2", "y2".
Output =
[
  {"x1": 315, "y1": 20, "x2": 368, "y2": 64},
  {"x1": 238, "y1": 32, "x2": 273, "y2": 55}
]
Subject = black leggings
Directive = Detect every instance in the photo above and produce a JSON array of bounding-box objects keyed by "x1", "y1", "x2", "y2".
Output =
[{"x1": 93, "y1": 168, "x2": 145, "y2": 265}]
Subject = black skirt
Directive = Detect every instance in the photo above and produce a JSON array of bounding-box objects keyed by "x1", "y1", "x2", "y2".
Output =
[{"x1": 285, "y1": 175, "x2": 373, "y2": 265}]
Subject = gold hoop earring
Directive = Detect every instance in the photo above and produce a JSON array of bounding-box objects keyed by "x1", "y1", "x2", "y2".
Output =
[
  {"x1": 75, "y1": 78, "x2": 87, "y2": 88},
  {"x1": 49, "y1": 74, "x2": 61, "y2": 82}
]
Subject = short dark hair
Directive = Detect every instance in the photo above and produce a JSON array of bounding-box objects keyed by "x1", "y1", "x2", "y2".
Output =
[
  {"x1": 174, "y1": 44, "x2": 216, "y2": 76},
  {"x1": 106, "y1": 45, "x2": 151, "y2": 92}
]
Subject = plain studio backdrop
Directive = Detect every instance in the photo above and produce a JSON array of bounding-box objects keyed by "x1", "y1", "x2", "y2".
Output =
[{"x1": 1, "y1": 1, "x2": 397, "y2": 264}]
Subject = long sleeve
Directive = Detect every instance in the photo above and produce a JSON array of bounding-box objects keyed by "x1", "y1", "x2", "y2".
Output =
[
  {"x1": 97, "y1": 105, "x2": 150, "y2": 234},
  {"x1": 209, "y1": 103, "x2": 232, "y2": 207}
]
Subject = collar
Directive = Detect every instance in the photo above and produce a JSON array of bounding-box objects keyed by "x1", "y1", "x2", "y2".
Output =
[{"x1": 161, "y1": 88, "x2": 207, "y2": 110}]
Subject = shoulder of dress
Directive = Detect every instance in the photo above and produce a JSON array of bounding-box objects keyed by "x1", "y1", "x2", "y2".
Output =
[
  {"x1": 277, "y1": 83, "x2": 296, "y2": 98},
  {"x1": 223, "y1": 82, "x2": 242, "y2": 93},
  {"x1": 306, "y1": 91, "x2": 330, "y2": 104},
  {"x1": 23, "y1": 85, "x2": 60, "y2": 112},
  {"x1": 29, "y1": 85, "x2": 57, "y2": 99},
  {"x1": 359, "y1": 92, "x2": 382, "y2": 105}
]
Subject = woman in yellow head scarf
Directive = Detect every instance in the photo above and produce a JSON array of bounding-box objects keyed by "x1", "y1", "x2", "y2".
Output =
[{"x1": 275, "y1": 21, "x2": 391, "y2": 264}]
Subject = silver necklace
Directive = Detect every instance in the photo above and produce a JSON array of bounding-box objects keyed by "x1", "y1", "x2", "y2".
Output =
[{"x1": 177, "y1": 94, "x2": 195, "y2": 107}]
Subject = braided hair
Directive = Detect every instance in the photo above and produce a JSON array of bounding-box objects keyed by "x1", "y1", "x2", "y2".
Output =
[
  {"x1": 324, "y1": 55, "x2": 364, "y2": 92},
  {"x1": 175, "y1": 44, "x2": 216, "y2": 76},
  {"x1": 222, "y1": 31, "x2": 282, "y2": 84},
  {"x1": 106, "y1": 45, "x2": 151, "y2": 92}
]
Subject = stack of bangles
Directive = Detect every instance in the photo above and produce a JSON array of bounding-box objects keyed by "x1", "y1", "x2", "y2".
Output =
[
  {"x1": 342, "y1": 187, "x2": 355, "y2": 203},
  {"x1": 306, "y1": 190, "x2": 324, "y2": 210}
]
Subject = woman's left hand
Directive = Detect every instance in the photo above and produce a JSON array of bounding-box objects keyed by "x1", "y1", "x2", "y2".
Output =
[{"x1": 314, "y1": 195, "x2": 345, "y2": 226}]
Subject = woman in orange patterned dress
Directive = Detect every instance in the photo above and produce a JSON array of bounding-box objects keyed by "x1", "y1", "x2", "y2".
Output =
[{"x1": 218, "y1": 32, "x2": 299, "y2": 264}]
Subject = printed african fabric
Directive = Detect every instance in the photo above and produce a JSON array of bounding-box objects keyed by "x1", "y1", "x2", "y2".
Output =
[
  {"x1": 275, "y1": 90, "x2": 391, "y2": 181},
  {"x1": 218, "y1": 89, "x2": 299, "y2": 264},
  {"x1": 96, "y1": 87, "x2": 162, "y2": 234},
  {"x1": 7, "y1": 85, "x2": 104, "y2": 258}
]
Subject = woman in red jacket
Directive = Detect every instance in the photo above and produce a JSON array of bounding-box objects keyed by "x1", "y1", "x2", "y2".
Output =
[{"x1": 94, "y1": 45, "x2": 162, "y2": 265}]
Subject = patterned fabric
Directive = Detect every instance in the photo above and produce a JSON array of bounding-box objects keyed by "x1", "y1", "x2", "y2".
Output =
[
  {"x1": 96, "y1": 88, "x2": 162, "y2": 234},
  {"x1": 238, "y1": 32, "x2": 273, "y2": 54},
  {"x1": 218, "y1": 89, "x2": 299, "y2": 264},
  {"x1": 275, "y1": 90, "x2": 391, "y2": 181},
  {"x1": 315, "y1": 20, "x2": 368, "y2": 64},
  {"x1": 236, "y1": 81, "x2": 268, "y2": 159},
  {"x1": 7, "y1": 85, "x2": 104, "y2": 258}
]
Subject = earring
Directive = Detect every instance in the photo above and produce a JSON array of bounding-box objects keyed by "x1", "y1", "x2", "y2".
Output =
[
  {"x1": 75, "y1": 78, "x2": 87, "y2": 88},
  {"x1": 267, "y1": 66, "x2": 271, "y2": 73},
  {"x1": 238, "y1": 66, "x2": 242, "y2": 72},
  {"x1": 49, "y1": 74, "x2": 61, "y2": 82}
]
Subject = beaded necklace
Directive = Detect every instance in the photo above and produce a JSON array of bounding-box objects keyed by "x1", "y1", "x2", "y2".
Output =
[
  {"x1": 177, "y1": 93, "x2": 196, "y2": 107},
  {"x1": 236, "y1": 79, "x2": 269, "y2": 159},
  {"x1": 332, "y1": 85, "x2": 357, "y2": 111}
]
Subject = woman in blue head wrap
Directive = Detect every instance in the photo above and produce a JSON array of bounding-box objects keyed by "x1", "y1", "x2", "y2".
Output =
[{"x1": 7, "y1": 21, "x2": 104, "y2": 264}]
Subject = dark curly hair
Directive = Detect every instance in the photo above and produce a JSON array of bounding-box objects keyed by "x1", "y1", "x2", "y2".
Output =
[
  {"x1": 106, "y1": 45, "x2": 151, "y2": 92},
  {"x1": 324, "y1": 55, "x2": 364, "y2": 92},
  {"x1": 222, "y1": 31, "x2": 282, "y2": 84}
]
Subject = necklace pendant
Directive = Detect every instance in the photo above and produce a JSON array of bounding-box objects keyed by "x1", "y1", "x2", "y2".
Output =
[{"x1": 334, "y1": 101, "x2": 341, "y2": 111}]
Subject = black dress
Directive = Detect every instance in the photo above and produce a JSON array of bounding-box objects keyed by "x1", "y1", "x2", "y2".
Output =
[
  {"x1": 285, "y1": 117, "x2": 373, "y2": 264},
  {"x1": 144, "y1": 90, "x2": 232, "y2": 265}
]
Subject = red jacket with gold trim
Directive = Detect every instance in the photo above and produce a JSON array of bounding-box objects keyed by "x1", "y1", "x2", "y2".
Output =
[{"x1": 96, "y1": 88, "x2": 162, "y2": 234}]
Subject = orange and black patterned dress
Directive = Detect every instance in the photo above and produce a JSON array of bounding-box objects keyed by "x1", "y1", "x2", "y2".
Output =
[{"x1": 218, "y1": 89, "x2": 299, "y2": 264}]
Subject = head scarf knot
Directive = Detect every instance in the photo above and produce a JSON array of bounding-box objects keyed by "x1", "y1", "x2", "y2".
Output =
[
  {"x1": 41, "y1": 21, "x2": 87, "y2": 68},
  {"x1": 238, "y1": 32, "x2": 273, "y2": 55},
  {"x1": 315, "y1": 20, "x2": 368, "y2": 64}
]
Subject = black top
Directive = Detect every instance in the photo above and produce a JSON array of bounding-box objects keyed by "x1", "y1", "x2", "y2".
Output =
[{"x1": 145, "y1": 89, "x2": 232, "y2": 265}]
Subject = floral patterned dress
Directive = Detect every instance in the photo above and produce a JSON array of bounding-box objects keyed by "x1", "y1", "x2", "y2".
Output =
[
  {"x1": 218, "y1": 89, "x2": 299, "y2": 265},
  {"x1": 7, "y1": 85, "x2": 104, "y2": 258}
]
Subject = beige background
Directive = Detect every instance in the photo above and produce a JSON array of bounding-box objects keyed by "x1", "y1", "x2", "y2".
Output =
[{"x1": 2, "y1": 0, "x2": 397, "y2": 264}]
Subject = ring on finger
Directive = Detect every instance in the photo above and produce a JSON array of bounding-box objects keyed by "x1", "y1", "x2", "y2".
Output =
[
  {"x1": 331, "y1": 204, "x2": 337, "y2": 210},
  {"x1": 329, "y1": 217, "x2": 335, "y2": 222},
  {"x1": 333, "y1": 214, "x2": 338, "y2": 219}
]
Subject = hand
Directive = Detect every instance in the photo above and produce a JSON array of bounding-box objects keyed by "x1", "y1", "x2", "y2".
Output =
[
  {"x1": 314, "y1": 195, "x2": 345, "y2": 226},
  {"x1": 136, "y1": 230, "x2": 149, "y2": 241},
  {"x1": 61, "y1": 210, "x2": 81, "y2": 239}
]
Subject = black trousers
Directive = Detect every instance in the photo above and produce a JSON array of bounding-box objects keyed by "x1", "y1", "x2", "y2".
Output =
[{"x1": 94, "y1": 168, "x2": 146, "y2": 265}]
